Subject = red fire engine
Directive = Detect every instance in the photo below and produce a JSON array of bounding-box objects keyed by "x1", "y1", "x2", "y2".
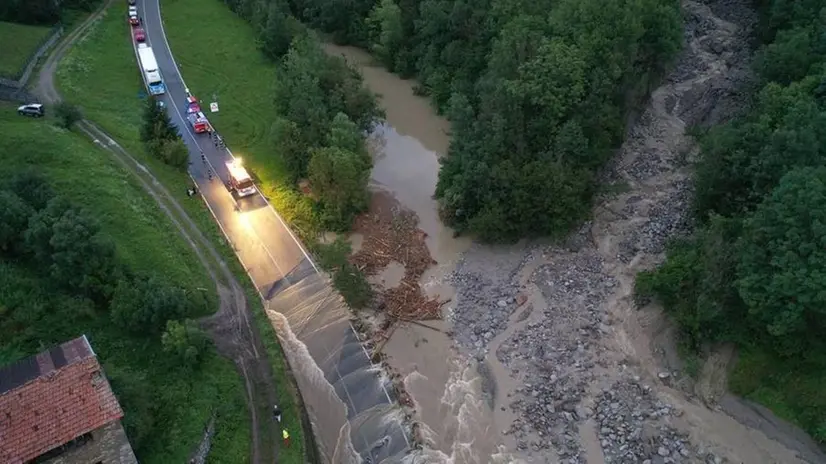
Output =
[{"x1": 184, "y1": 91, "x2": 211, "y2": 134}]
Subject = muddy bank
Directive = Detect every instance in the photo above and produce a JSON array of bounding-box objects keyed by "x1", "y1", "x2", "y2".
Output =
[
  {"x1": 445, "y1": 0, "x2": 826, "y2": 462},
  {"x1": 324, "y1": 0, "x2": 826, "y2": 460}
]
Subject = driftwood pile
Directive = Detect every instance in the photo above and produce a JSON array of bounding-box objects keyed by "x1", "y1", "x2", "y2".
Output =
[{"x1": 351, "y1": 192, "x2": 446, "y2": 322}]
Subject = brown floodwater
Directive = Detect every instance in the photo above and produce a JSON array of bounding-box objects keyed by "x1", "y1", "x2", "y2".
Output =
[{"x1": 323, "y1": 43, "x2": 518, "y2": 463}]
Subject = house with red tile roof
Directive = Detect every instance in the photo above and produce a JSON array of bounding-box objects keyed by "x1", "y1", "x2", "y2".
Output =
[{"x1": 0, "y1": 335, "x2": 137, "y2": 464}]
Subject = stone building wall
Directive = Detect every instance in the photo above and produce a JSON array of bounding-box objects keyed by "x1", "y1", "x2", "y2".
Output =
[{"x1": 43, "y1": 420, "x2": 137, "y2": 464}]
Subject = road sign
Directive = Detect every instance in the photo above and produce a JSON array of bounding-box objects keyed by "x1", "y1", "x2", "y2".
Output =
[{"x1": 210, "y1": 102, "x2": 219, "y2": 113}]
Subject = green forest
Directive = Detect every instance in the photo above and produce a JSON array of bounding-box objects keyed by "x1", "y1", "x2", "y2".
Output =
[
  {"x1": 636, "y1": 0, "x2": 826, "y2": 442},
  {"x1": 284, "y1": 0, "x2": 683, "y2": 241},
  {"x1": 0, "y1": 0, "x2": 100, "y2": 25},
  {"x1": 220, "y1": 0, "x2": 682, "y2": 241}
]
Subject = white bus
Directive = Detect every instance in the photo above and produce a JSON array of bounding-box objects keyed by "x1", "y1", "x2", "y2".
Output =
[{"x1": 137, "y1": 44, "x2": 165, "y2": 95}]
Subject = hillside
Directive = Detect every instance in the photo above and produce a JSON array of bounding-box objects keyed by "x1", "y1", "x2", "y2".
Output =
[{"x1": 0, "y1": 105, "x2": 250, "y2": 463}]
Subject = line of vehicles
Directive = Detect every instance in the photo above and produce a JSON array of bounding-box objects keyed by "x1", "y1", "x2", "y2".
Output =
[{"x1": 127, "y1": 2, "x2": 257, "y2": 199}]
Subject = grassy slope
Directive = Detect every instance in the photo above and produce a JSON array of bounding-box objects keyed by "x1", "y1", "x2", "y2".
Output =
[
  {"x1": 0, "y1": 105, "x2": 249, "y2": 462},
  {"x1": 0, "y1": 21, "x2": 53, "y2": 77},
  {"x1": 160, "y1": 0, "x2": 287, "y2": 188},
  {"x1": 55, "y1": 4, "x2": 309, "y2": 462},
  {"x1": 159, "y1": 0, "x2": 322, "y2": 245}
]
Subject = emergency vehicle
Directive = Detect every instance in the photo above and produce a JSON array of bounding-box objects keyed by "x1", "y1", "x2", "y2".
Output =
[
  {"x1": 185, "y1": 95, "x2": 201, "y2": 114},
  {"x1": 225, "y1": 158, "x2": 257, "y2": 198},
  {"x1": 184, "y1": 92, "x2": 211, "y2": 133}
]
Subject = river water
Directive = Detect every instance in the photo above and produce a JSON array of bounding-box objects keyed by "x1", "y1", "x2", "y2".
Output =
[{"x1": 324, "y1": 44, "x2": 520, "y2": 464}]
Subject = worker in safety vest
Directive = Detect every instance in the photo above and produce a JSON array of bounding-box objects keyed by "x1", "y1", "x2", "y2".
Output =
[{"x1": 282, "y1": 429, "x2": 290, "y2": 447}]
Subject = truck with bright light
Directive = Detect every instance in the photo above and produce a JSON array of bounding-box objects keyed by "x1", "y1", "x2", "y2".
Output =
[
  {"x1": 225, "y1": 159, "x2": 257, "y2": 198},
  {"x1": 137, "y1": 44, "x2": 165, "y2": 95}
]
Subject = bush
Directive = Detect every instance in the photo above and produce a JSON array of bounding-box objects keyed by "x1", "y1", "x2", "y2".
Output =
[
  {"x1": 308, "y1": 146, "x2": 370, "y2": 230},
  {"x1": 157, "y1": 138, "x2": 190, "y2": 170},
  {"x1": 0, "y1": 190, "x2": 33, "y2": 253},
  {"x1": 54, "y1": 101, "x2": 83, "y2": 129},
  {"x1": 110, "y1": 274, "x2": 193, "y2": 334},
  {"x1": 5, "y1": 168, "x2": 55, "y2": 210},
  {"x1": 161, "y1": 319, "x2": 211, "y2": 367},
  {"x1": 315, "y1": 238, "x2": 373, "y2": 309},
  {"x1": 141, "y1": 98, "x2": 186, "y2": 169},
  {"x1": 24, "y1": 196, "x2": 119, "y2": 299}
]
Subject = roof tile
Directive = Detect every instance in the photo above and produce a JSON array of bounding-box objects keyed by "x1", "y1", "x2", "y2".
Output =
[{"x1": 0, "y1": 337, "x2": 123, "y2": 464}]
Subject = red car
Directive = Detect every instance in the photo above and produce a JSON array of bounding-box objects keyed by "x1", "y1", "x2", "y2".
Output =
[
  {"x1": 133, "y1": 28, "x2": 145, "y2": 42},
  {"x1": 129, "y1": 15, "x2": 139, "y2": 26}
]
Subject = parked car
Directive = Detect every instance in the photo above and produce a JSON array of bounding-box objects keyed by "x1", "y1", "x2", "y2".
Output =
[
  {"x1": 17, "y1": 103, "x2": 44, "y2": 118},
  {"x1": 129, "y1": 14, "x2": 139, "y2": 26},
  {"x1": 128, "y1": 0, "x2": 136, "y2": 5},
  {"x1": 128, "y1": 5, "x2": 137, "y2": 15},
  {"x1": 133, "y1": 27, "x2": 145, "y2": 42}
]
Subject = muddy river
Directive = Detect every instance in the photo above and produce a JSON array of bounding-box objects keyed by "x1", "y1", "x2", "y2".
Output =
[
  {"x1": 323, "y1": 44, "x2": 517, "y2": 463},
  {"x1": 322, "y1": 16, "x2": 826, "y2": 462}
]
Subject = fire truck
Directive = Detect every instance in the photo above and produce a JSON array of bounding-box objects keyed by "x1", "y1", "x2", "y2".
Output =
[
  {"x1": 187, "y1": 112, "x2": 211, "y2": 133},
  {"x1": 225, "y1": 158, "x2": 257, "y2": 198},
  {"x1": 184, "y1": 91, "x2": 211, "y2": 134}
]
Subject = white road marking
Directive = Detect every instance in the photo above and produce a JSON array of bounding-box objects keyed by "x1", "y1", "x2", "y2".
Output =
[{"x1": 142, "y1": 1, "x2": 403, "y2": 436}]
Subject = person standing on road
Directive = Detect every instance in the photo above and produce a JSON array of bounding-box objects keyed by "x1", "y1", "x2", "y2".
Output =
[{"x1": 272, "y1": 405, "x2": 282, "y2": 423}]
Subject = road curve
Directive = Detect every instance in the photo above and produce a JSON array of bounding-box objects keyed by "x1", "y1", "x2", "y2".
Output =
[{"x1": 138, "y1": 0, "x2": 412, "y2": 462}]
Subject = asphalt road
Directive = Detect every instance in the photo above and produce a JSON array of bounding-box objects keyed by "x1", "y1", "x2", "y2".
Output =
[{"x1": 134, "y1": 1, "x2": 411, "y2": 461}]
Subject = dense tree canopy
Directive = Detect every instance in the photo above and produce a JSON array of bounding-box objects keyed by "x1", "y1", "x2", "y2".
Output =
[
  {"x1": 735, "y1": 167, "x2": 826, "y2": 356},
  {"x1": 24, "y1": 196, "x2": 119, "y2": 300},
  {"x1": 161, "y1": 319, "x2": 210, "y2": 367},
  {"x1": 111, "y1": 274, "x2": 196, "y2": 334},
  {"x1": 282, "y1": 0, "x2": 682, "y2": 241},
  {"x1": 639, "y1": 0, "x2": 826, "y2": 442},
  {"x1": 0, "y1": 0, "x2": 100, "y2": 25}
]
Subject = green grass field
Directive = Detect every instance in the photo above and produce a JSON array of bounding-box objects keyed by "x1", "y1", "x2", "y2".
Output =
[
  {"x1": 0, "y1": 21, "x2": 54, "y2": 78},
  {"x1": 160, "y1": 0, "x2": 286, "y2": 187},
  {"x1": 56, "y1": 4, "x2": 309, "y2": 462},
  {"x1": 0, "y1": 105, "x2": 250, "y2": 462}
]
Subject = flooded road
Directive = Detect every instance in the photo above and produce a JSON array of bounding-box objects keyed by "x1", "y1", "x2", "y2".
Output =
[{"x1": 323, "y1": 44, "x2": 514, "y2": 463}]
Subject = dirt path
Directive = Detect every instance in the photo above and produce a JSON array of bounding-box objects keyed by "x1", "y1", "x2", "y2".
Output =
[
  {"x1": 34, "y1": 5, "x2": 280, "y2": 462},
  {"x1": 445, "y1": 0, "x2": 826, "y2": 462}
]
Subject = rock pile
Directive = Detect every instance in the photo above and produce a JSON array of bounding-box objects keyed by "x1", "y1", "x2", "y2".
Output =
[
  {"x1": 446, "y1": 244, "x2": 537, "y2": 355},
  {"x1": 596, "y1": 380, "x2": 724, "y2": 463}
]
